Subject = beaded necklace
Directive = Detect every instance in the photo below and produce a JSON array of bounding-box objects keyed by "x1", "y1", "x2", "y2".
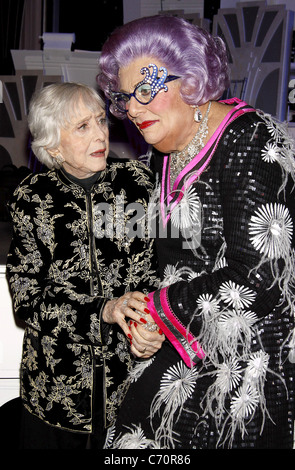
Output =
[{"x1": 169, "y1": 101, "x2": 212, "y2": 187}]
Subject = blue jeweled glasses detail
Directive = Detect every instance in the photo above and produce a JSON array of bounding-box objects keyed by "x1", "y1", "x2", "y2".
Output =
[{"x1": 109, "y1": 63, "x2": 179, "y2": 113}]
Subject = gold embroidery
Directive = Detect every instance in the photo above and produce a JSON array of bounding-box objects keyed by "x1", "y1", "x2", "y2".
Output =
[{"x1": 7, "y1": 162, "x2": 159, "y2": 432}]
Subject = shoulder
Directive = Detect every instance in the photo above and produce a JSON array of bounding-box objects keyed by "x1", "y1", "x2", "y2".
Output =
[
  {"x1": 15, "y1": 168, "x2": 56, "y2": 187},
  {"x1": 216, "y1": 103, "x2": 270, "y2": 146},
  {"x1": 219, "y1": 107, "x2": 295, "y2": 182},
  {"x1": 226, "y1": 106, "x2": 293, "y2": 148},
  {"x1": 206, "y1": 100, "x2": 259, "y2": 147},
  {"x1": 9, "y1": 169, "x2": 58, "y2": 206},
  {"x1": 106, "y1": 159, "x2": 154, "y2": 184},
  {"x1": 217, "y1": 98, "x2": 291, "y2": 139},
  {"x1": 107, "y1": 158, "x2": 152, "y2": 171}
]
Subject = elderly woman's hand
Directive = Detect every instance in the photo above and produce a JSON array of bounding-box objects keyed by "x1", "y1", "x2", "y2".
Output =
[
  {"x1": 102, "y1": 292, "x2": 165, "y2": 358},
  {"x1": 129, "y1": 319, "x2": 165, "y2": 359},
  {"x1": 102, "y1": 291, "x2": 152, "y2": 338}
]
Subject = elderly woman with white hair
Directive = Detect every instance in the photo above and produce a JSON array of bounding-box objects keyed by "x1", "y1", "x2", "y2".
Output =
[{"x1": 6, "y1": 82, "x2": 163, "y2": 449}]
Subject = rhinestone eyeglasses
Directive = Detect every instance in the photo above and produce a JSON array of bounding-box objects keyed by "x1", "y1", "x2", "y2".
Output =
[{"x1": 110, "y1": 63, "x2": 179, "y2": 113}]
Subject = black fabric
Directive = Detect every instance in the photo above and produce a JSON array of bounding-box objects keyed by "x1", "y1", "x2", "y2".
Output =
[
  {"x1": 0, "y1": 397, "x2": 22, "y2": 450},
  {"x1": 0, "y1": 164, "x2": 31, "y2": 221},
  {"x1": 20, "y1": 406, "x2": 90, "y2": 449},
  {"x1": 109, "y1": 107, "x2": 295, "y2": 449},
  {"x1": 60, "y1": 168, "x2": 102, "y2": 192},
  {"x1": 19, "y1": 367, "x2": 106, "y2": 449},
  {"x1": 0, "y1": 1, "x2": 25, "y2": 74},
  {"x1": 6, "y1": 160, "x2": 158, "y2": 438}
]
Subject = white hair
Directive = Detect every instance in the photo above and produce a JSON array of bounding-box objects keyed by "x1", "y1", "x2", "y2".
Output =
[{"x1": 28, "y1": 82, "x2": 106, "y2": 168}]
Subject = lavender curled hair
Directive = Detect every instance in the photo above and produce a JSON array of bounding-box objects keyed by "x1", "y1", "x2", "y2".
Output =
[{"x1": 98, "y1": 15, "x2": 230, "y2": 118}]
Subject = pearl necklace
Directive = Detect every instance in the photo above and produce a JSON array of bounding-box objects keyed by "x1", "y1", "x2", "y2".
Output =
[{"x1": 169, "y1": 101, "x2": 212, "y2": 187}]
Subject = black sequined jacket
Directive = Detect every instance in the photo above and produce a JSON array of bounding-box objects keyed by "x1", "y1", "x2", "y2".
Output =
[
  {"x1": 6, "y1": 160, "x2": 159, "y2": 433},
  {"x1": 149, "y1": 104, "x2": 295, "y2": 447},
  {"x1": 109, "y1": 100, "x2": 295, "y2": 449}
]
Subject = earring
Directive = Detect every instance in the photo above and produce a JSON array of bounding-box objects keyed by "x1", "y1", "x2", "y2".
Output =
[
  {"x1": 194, "y1": 106, "x2": 202, "y2": 122},
  {"x1": 55, "y1": 154, "x2": 65, "y2": 166}
]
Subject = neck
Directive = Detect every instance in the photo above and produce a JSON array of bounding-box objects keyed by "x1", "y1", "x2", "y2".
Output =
[{"x1": 169, "y1": 101, "x2": 212, "y2": 186}]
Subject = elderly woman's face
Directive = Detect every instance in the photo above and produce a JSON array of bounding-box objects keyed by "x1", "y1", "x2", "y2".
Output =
[
  {"x1": 119, "y1": 56, "x2": 196, "y2": 153},
  {"x1": 51, "y1": 100, "x2": 109, "y2": 179}
]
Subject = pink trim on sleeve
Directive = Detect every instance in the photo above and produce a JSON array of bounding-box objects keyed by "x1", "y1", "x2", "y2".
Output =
[{"x1": 148, "y1": 289, "x2": 205, "y2": 367}]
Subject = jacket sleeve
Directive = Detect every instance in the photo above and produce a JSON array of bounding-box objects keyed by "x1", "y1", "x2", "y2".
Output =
[
  {"x1": 148, "y1": 115, "x2": 295, "y2": 367},
  {"x1": 6, "y1": 188, "x2": 110, "y2": 346}
]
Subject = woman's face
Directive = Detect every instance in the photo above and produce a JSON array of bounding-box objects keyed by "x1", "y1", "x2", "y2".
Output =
[
  {"x1": 119, "y1": 56, "x2": 196, "y2": 154},
  {"x1": 50, "y1": 100, "x2": 109, "y2": 179}
]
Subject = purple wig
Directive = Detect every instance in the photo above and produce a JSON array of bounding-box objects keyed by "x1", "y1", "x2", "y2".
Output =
[{"x1": 98, "y1": 15, "x2": 230, "y2": 118}]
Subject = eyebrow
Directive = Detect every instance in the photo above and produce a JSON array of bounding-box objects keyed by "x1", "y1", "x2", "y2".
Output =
[
  {"x1": 74, "y1": 111, "x2": 105, "y2": 125},
  {"x1": 75, "y1": 115, "x2": 91, "y2": 124},
  {"x1": 119, "y1": 78, "x2": 145, "y2": 94}
]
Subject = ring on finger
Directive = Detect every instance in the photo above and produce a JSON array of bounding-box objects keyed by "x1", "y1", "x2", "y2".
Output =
[
  {"x1": 123, "y1": 299, "x2": 128, "y2": 307},
  {"x1": 139, "y1": 313, "x2": 158, "y2": 332}
]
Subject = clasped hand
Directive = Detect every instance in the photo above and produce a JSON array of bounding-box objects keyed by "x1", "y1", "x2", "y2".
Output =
[{"x1": 102, "y1": 291, "x2": 165, "y2": 359}]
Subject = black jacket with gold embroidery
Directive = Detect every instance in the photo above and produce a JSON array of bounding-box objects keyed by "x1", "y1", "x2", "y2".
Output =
[{"x1": 6, "y1": 160, "x2": 159, "y2": 433}]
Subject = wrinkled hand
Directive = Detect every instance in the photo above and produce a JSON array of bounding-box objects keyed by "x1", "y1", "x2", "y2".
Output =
[
  {"x1": 129, "y1": 319, "x2": 165, "y2": 359},
  {"x1": 102, "y1": 291, "x2": 165, "y2": 359},
  {"x1": 102, "y1": 291, "x2": 151, "y2": 338}
]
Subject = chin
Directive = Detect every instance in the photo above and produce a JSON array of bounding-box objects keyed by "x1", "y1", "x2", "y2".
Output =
[
  {"x1": 153, "y1": 143, "x2": 172, "y2": 154},
  {"x1": 95, "y1": 160, "x2": 107, "y2": 171}
]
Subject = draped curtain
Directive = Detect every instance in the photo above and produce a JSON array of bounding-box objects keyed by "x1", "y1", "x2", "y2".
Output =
[
  {"x1": 0, "y1": 0, "x2": 42, "y2": 75},
  {"x1": 19, "y1": 0, "x2": 42, "y2": 50},
  {"x1": 0, "y1": 0, "x2": 25, "y2": 74}
]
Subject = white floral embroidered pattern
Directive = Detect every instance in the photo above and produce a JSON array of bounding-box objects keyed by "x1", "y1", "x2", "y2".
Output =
[
  {"x1": 261, "y1": 142, "x2": 280, "y2": 163},
  {"x1": 219, "y1": 281, "x2": 256, "y2": 309},
  {"x1": 249, "y1": 203, "x2": 293, "y2": 259}
]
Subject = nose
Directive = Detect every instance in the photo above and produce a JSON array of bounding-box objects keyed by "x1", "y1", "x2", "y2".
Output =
[
  {"x1": 127, "y1": 96, "x2": 144, "y2": 119},
  {"x1": 94, "y1": 121, "x2": 108, "y2": 141}
]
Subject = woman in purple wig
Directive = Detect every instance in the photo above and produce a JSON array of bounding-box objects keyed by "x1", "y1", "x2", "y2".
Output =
[{"x1": 98, "y1": 15, "x2": 295, "y2": 449}]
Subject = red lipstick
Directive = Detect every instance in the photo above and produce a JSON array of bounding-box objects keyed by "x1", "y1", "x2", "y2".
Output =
[
  {"x1": 138, "y1": 120, "x2": 158, "y2": 130},
  {"x1": 91, "y1": 148, "x2": 106, "y2": 157}
]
